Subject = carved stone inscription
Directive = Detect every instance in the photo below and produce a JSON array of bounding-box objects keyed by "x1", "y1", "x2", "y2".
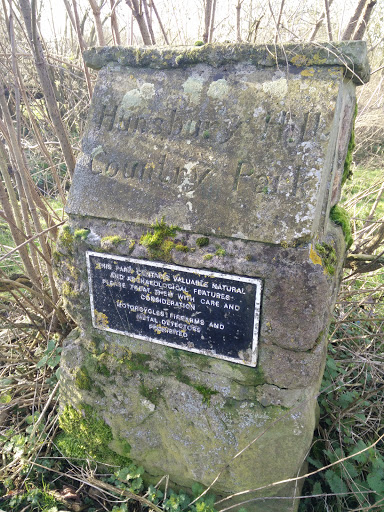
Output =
[
  {"x1": 67, "y1": 63, "x2": 344, "y2": 244},
  {"x1": 86, "y1": 252, "x2": 262, "y2": 366}
]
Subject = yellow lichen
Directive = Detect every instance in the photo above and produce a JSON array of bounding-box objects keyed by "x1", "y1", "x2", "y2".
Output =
[
  {"x1": 95, "y1": 310, "x2": 109, "y2": 328},
  {"x1": 291, "y1": 54, "x2": 308, "y2": 67},
  {"x1": 301, "y1": 68, "x2": 315, "y2": 77},
  {"x1": 310, "y1": 53, "x2": 327, "y2": 65},
  {"x1": 309, "y1": 245, "x2": 323, "y2": 266}
]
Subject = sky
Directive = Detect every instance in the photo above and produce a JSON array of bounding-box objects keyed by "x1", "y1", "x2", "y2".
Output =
[{"x1": 38, "y1": 0, "x2": 375, "y2": 47}]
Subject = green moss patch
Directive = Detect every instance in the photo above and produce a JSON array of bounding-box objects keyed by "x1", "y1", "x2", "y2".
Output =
[
  {"x1": 330, "y1": 205, "x2": 353, "y2": 248},
  {"x1": 193, "y1": 384, "x2": 218, "y2": 405},
  {"x1": 140, "y1": 217, "x2": 180, "y2": 261},
  {"x1": 175, "y1": 243, "x2": 189, "y2": 253},
  {"x1": 101, "y1": 235, "x2": 125, "y2": 247},
  {"x1": 236, "y1": 364, "x2": 266, "y2": 387},
  {"x1": 125, "y1": 352, "x2": 152, "y2": 373},
  {"x1": 62, "y1": 281, "x2": 79, "y2": 298},
  {"x1": 315, "y1": 243, "x2": 338, "y2": 276},
  {"x1": 74, "y1": 228, "x2": 90, "y2": 241},
  {"x1": 58, "y1": 225, "x2": 74, "y2": 253},
  {"x1": 75, "y1": 366, "x2": 92, "y2": 390},
  {"x1": 196, "y1": 237, "x2": 209, "y2": 248},
  {"x1": 57, "y1": 404, "x2": 131, "y2": 465},
  {"x1": 215, "y1": 246, "x2": 226, "y2": 257},
  {"x1": 139, "y1": 382, "x2": 161, "y2": 406}
]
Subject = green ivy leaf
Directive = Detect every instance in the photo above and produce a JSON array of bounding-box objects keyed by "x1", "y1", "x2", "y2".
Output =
[
  {"x1": 36, "y1": 354, "x2": 48, "y2": 368},
  {"x1": 129, "y1": 477, "x2": 143, "y2": 492},
  {"x1": 0, "y1": 393, "x2": 11, "y2": 404},
  {"x1": 46, "y1": 339, "x2": 56, "y2": 352}
]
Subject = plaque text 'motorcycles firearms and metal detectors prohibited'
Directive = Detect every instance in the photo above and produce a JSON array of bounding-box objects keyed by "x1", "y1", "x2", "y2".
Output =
[{"x1": 86, "y1": 251, "x2": 262, "y2": 366}]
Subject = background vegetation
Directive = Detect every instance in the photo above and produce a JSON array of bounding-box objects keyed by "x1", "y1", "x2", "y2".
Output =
[{"x1": 0, "y1": 0, "x2": 383, "y2": 510}]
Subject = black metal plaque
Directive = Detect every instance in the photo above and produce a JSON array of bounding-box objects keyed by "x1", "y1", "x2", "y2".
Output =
[{"x1": 86, "y1": 252, "x2": 262, "y2": 366}]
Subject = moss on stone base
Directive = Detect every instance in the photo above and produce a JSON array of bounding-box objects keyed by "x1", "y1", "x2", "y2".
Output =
[
  {"x1": 196, "y1": 237, "x2": 209, "y2": 248},
  {"x1": 57, "y1": 225, "x2": 74, "y2": 253},
  {"x1": 140, "y1": 217, "x2": 180, "y2": 261},
  {"x1": 193, "y1": 384, "x2": 218, "y2": 405},
  {"x1": 57, "y1": 404, "x2": 131, "y2": 465},
  {"x1": 101, "y1": 235, "x2": 125, "y2": 247},
  {"x1": 315, "y1": 243, "x2": 337, "y2": 276},
  {"x1": 74, "y1": 228, "x2": 90, "y2": 241},
  {"x1": 330, "y1": 205, "x2": 353, "y2": 248},
  {"x1": 75, "y1": 366, "x2": 92, "y2": 390}
]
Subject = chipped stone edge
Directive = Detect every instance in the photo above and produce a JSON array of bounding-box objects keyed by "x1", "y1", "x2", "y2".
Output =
[{"x1": 84, "y1": 41, "x2": 370, "y2": 84}]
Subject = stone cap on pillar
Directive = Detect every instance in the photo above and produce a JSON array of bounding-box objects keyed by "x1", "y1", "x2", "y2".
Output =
[
  {"x1": 66, "y1": 42, "x2": 369, "y2": 245},
  {"x1": 84, "y1": 42, "x2": 370, "y2": 85}
]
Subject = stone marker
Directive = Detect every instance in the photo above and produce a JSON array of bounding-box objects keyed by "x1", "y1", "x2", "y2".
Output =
[{"x1": 55, "y1": 42, "x2": 369, "y2": 512}]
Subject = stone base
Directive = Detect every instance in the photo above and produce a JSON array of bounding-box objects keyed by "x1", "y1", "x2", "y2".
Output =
[{"x1": 60, "y1": 328, "x2": 316, "y2": 508}]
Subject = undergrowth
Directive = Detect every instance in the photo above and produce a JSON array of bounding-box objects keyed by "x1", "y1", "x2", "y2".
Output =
[{"x1": 298, "y1": 165, "x2": 384, "y2": 511}]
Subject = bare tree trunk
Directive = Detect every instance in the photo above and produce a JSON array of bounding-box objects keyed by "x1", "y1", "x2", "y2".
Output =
[
  {"x1": 70, "y1": 0, "x2": 93, "y2": 99},
  {"x1": 0, "y1": 82, "x2": 58, "y2": 303},
  {"x1": 8, "y1": 0, "x2": 21, "y2": 143},
  {"x1": 354, "y1": 0, "x2": 377, "y2": 39},
  {"x1": 0, "y1": 139, "x2": 23, "y2": 231},
  {"x1": 142, "y1": 0, "x2": 156, "y2": 44},
  {"x1": 110, "y1": 0, "x2": 121, "y2": 45},
  {"x1": 247, "y1": 17, "x2": 262, "y2": 43},
  {"x1": 208, "y1": 0, "x2": 216, "y2": 42},
  {"x1": 126, "y1": 0, "x2": 152, "y2": 45},
  {"x1": 309, "y1": 0, "x2": 334, "y2": 41},
  {"x1": 130, "y1": 9, "x2": 134, "y2": 44},
  {"x1": 203, "y1": 0, "x2": 212, "y2": 43},
  {"x1": 88, "y1": 0, "x2": 105, "y2": 45},
  {"x1": 236, "y1": 1, "x2": 242, "y2": 42},
  {"x1": 18, "y1": 0, "x2": 76, "y2": 177},
  {"x1": 342, "y1": 0, "x2": 368, "y2": 40},
  {"x1": 151, "y1": 0, "x2": 169, "y2": 44},
  {"x1": 6, "y1": 1, "x2": 65, "y2": 205},
  {"x1": 0, "y1": 169, "x2": 41, "y2": 288},
  {"x1": 324, "y1": 0, "x2": 333, "y2": 41},
  {"x1": 274, "y1": 0, "x2": 285, "y2": 43}
]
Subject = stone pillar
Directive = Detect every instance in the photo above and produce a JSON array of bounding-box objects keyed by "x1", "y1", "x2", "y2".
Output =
[{"x1": 55, "y1": 43, "x2": 369, "y2": 512}]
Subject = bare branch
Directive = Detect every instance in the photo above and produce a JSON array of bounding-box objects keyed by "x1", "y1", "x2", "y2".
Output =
[
  {"x1": 274, "y1": 0, "x2": 285, "y2": 44},
  {"x1": 324, "y1": 0, "x2": 333, "y2": 41},
  {"x1": 203, "y1": 0, "x2": 212, "y2": 43},
  {"x1": 18, "y1": 0, "x2": 76, "y2": 177},
  {"x1": 309, "y1": 0, "x2": 334, "y2": 41},
  {"x1": 208, "y1": 0, "x2": 216, "y2": 43},
  {"x1": 110, "y1": 0, "x2": 121, "y2": 44},
  {"x1": 88, "y1": 0, "x2": 106, "y2": 45},
  {"x1": 342, "y1": 0, "x2": 368, "y2": 40},
  {"x1": 353, "y1": 0, "x2": 377, "y2": 40},
  {"x1": 142, "y1": 0, "x2": 155, "y2": 44},
  {"x1": 125, "y1": 0, "x2": 152, "y2": 45},
  {"x1": 151, "y1": 0, "x2": 169, "y2": 45}
]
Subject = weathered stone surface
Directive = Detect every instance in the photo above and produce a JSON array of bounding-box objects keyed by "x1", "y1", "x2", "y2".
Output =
[
  {"x1": 60, "y1": 328, "x2": 316, "y2": 504},
  {"x1": 67, "y1": 46, "x2": 357, "y2": 245},
  {"x1": 55, "y1": 213, "x2": 343, "y2": 512},
  {"x1": 55, "y1": 216, "x2": 345, "y2": 355},
  {"x1": 84, "y1": 42, "x2": 370, "y2": 84},
  {"x1": 57, "y1": 43, "x2": 369, "y2": 512}
]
